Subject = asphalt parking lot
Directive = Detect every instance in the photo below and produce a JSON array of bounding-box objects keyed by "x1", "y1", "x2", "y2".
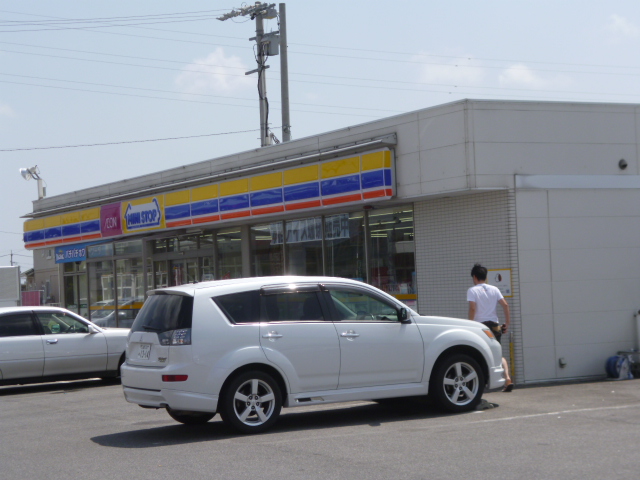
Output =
[{"x1": 1, "y1": 378, "x2": 639, "y2": 480}]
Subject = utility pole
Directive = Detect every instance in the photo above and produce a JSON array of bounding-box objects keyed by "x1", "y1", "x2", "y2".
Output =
[
  {"x1": 279, "y1": 3, "x2": 291, "y2": 142},
  {"x1": 218, "y1": 3, "x2": 291, "y2": 146}
]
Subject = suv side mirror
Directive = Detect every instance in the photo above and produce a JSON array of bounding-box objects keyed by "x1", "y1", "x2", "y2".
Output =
[{"x1": 399, "y1": 307, "x2": 410, "y2": 322}]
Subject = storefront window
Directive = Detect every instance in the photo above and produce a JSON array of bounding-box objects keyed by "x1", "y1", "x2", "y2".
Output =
[
  {"x1": 89, "y1": 260, "x2": 114, "y2": 323},
  {"x1": 115, "y1": 258, "x2": 144, "y2": 327},
  {"x1": 170, "y1": 259, "x2": 198, "y2": 285},
  {"x1": 324, "y1": 213, "x2": 366, "y2": 281},
  {"x1": 168, "y1": 235, "x2": 198, "y2": 252},
  {"x1": 152, "y1": 239, "x2": 168, "y2": 254},
  {"x1": 217, "y1": 229, "x2": 242, "y2": 280},
  {"x1": 200, "y1": 256, "x2": 215, "y2": 281},
  {"x1": 154, "y1": 260, "x2": 168, "y2": 288},
  {"x1": 368, "y1": 206, "x2": 416, "y2": 307},
  {"x1": 114, "y1": 239, "x2": 142, "y2": 255},
  {"x1": 251, "y1": 223, "x2": 284, "y2": 277},
  {"x1": 286, "y1": 217, "x2": 323, "y2": 276}
]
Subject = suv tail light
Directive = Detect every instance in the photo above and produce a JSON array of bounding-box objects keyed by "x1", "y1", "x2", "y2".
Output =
[
  {"x1": 158, "y1": 328, "x2": 191, "y2": 346},
  {"x1": 162, "y1": 375, "x2": 188, "y2": 382}
]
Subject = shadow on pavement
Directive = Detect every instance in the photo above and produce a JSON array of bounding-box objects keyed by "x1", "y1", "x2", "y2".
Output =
[
  {"x1": 0, "y1": 378, "x2": 118, "y2": 396},
  {"x1": 91, "y1": 398, "x2": 460, "y2": 449}
]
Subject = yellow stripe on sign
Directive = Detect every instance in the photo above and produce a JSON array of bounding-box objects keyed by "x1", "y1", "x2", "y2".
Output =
[
  {"x1": 165, "y1": 189, "x2": 191, "y2": 206},
  {"x1": 362, "y1": 150, "x2": 392, "y2": 171},
  {"x1": 191, "y1": 184, "x2": 218, "y2": 201},
  {"x1": 44, "y1": 215, "x2": 61, "y2": 228},
  {"x1": 80, "y1": 208, "x2": 100, "y2": 222},
  {"x1": 220, "y1": 178, "x2": 249, "y2": 197},
  {"x1": 284, "y1": 165, "x2": 318, "y2": 185},
  {"x1": 251, "y1": 172, "x2": 282, "y2": 191},
  {"x1": 60, "y1": 212, "x2": 80, "y2": 225},
  {"x1": 24, "y1": 219, "x2": 44, "y2": 232},
  {"x1": 321, "y1": 157, "x2": 360, "y2": 179}
]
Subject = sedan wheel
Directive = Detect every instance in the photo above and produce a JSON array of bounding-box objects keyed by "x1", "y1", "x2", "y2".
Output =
[
  {"x1": 166, "y1": 408, "x2": 215, "y2": 425},
  {"x1": 431, "y1": 354, "x2": 484, "y2": 412},
  {"x1": 220, "y1": 371, "x2": 282, "y2": 434}
]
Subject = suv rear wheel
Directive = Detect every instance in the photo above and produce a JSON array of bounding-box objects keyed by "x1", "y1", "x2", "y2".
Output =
[
  {"x1": 430, "y1": 353, "x2": 484, "y2": 412},
  {"x1": 166, "y1": 408, "x2": 215, "y2": 425},
  {"x1": 219, "y1": 371, "x2": 282, "y2": 433}
]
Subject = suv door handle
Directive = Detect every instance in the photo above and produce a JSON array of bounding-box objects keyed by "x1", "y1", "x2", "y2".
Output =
[
  {"x1": 340, "y1": 330, "x2": 359, "y2": 339},
  {"x1": 262, "y1": 331, "x2": 283, "y2": 340},
  {"x1": 46, "y1": 339, "x2": 58, "y2": 344}
]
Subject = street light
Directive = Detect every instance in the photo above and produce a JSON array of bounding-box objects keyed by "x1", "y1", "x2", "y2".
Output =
[{"x1": 19, "y1": 165, "x2": 46, "y2": 199}]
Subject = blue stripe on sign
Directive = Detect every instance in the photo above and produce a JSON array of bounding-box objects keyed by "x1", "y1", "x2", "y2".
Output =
[
  {"x1": 284, "y1": 182, "x2": 320, "y2": 202},
  {"x1": 250, "y1": 188, "x2": 283, "y2": 207},
  {"x1": 165, "y1": 204, "x2": 191, "y2": 221},
  {"x1": 219, "y1": 194, "x2": 250, "y2": 212},
  {"x1": 321, "y1": 174, "x2": 361, "y2": 196},
  {"x1": 361, "y1": 170, "x2": 384, "y2": 190},
  {"x1": 191, "y1": 199, "x2": 219, "y2": 216},
  {"x1": 384, "y1": 169, "x2": 392, "y2": 186},
  {"x1": 25, "y1": 230, "x2": 45, "y2": 242},
  {"x1": 62, "y1": 224, "x2": 81, "y2": 237},
  {"x1": 81, "y1": 220, "x2": 101, "y2": 234},
  {"x1": 45, "y1": 227, "x2": 62, "y2": 239}
]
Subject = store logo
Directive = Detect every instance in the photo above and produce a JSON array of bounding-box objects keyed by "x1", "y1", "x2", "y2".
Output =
[{"x1": 124, "y1": 198, "x2": 163, "y2": 231}]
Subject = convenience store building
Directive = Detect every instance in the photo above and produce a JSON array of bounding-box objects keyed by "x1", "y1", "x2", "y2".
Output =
[{"x1": 23, "y1": 99, "x2": 640, "y2": 384}]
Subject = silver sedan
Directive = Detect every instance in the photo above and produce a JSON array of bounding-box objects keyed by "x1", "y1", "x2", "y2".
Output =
[{"x1": 0, "y1": 306, "x2": 129, "y2": 386}]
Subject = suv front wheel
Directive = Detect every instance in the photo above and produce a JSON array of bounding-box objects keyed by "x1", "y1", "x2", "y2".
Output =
[
  {"x1": 430, "y1": 353, "x2": 484, "y2": 412},
  {"x1": 219, "y1": 371, "x2": 282, "y2": 433}
]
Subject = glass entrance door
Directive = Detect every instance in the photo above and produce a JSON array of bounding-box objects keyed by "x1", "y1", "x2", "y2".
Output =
[{"x1": 170, "y1": 258, "x2": 198, "y2": 286}]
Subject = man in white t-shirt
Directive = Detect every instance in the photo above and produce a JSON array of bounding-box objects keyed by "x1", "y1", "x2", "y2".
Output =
[{"x1": 467, "y1": 263, "x2": 514, "y2": 392}]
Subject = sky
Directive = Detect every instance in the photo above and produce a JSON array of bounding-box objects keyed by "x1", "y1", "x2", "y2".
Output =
[{"x1": 2, "y1": 1, "x2": 640, "y2": 271}]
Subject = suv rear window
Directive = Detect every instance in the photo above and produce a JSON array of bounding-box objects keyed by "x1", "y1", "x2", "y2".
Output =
[
  {"x1": 214, "y1": 291, "x2": 260, "y2": 323},
  {"x1": 130, "y1": 294, "x2": 193, "y2": 333}
]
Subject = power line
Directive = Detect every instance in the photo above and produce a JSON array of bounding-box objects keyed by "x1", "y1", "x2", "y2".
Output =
[{"x1": 0, "y1": 128, "x2": 266, "y2": 152}]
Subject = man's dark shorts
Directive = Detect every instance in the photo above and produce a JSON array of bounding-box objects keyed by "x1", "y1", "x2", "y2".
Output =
[{"x1": 482, "y1": 321, "x2": 502, "y2": 344}]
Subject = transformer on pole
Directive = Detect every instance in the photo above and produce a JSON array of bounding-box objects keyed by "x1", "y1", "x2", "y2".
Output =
[{"x1": 218, "y1": 3, "x2": 291, "y2": 146}]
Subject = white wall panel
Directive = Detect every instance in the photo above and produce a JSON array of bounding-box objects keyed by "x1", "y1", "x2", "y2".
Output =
[
  {"x1": 521, "y1": 314, "x2": 555, "y2": 348},
  {"x1": 523, "y1": 346, "x2": 557, "y2": 381},
  {"x1": 518, "y1": 249, "x2": 552, "y2": 284}
]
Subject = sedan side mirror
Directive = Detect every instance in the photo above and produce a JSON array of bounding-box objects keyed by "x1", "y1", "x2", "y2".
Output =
[
  {"x1": 399, "y1": 307, "x2": 410, "y2": 322},
  {"x1": 88, "y1": 325, "x2": 101, "y2": 334}
]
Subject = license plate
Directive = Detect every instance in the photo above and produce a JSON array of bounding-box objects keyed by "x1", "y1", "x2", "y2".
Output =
[{"x1": 138, "y1": 344, "x2": 151, "y2": 360}]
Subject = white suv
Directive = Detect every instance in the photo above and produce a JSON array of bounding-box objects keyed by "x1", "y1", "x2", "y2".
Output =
[{"x1": 122, "y1": 276, "x2": 504, "y2": 433}]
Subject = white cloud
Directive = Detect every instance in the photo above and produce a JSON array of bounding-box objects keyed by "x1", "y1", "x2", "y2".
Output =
[
  {"x1": 498, "y1": 64, "x2": 571, "y2": 90},
  {"x1": 417, "y1": 54, "x2": 486, "y2": 85},
  {"x1": 0, "y1": 103, "x2": 14, "y2": 117},
  {"x1": 606, "y1": 14, "x2": 639, "y2": 39},
  {"x1": 175, "y1": 47, "x2": 254, "y2": 94}
]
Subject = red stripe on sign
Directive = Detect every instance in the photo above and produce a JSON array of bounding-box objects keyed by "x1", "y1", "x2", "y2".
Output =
[
  {"x1": 385, "y1": 189, "x2": 394, "y2": 196},
  {"x1": 45, "y1": 239, "x2": 64, "y2": 246},
  {"x1": 166, "y1": 219, "x2": 193, "y2": 228},
  {"x1": 192, "y1": 215, "x2": 220, "y2": 224},
  {"x1": 81, "y1": 234, "x2": 103, "y2": 241},
  {"x1": 363, "y1": 189, "x2": 387, "y2": 199},
  {"x1": 62, "y1": 236, "x2": 83, "y2": 244},
  {"x1": 221, "y1": 210, "x2": 251, "y2": 220},
  {"x1": 252, "y1": 205, "x2": 285, "y2": 216},
  {"x1": 322, "y1": 194, "x2": 362, "y2": 206},
  {"x1": 285, "y1": 200, "x2": 322, "y2": 211},
  {"x1": 25, "y1": 242, "x2": 47, "y2": 249}
]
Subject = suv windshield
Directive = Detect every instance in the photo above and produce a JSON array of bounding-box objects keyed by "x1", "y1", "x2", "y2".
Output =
[{"x1": 130, "y1": 294, "x2": 193, "y2": 334}]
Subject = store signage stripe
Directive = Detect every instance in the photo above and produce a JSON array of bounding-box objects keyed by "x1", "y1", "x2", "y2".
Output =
[
  {"x1": 23, "y1": 149, "x2": 395, "y2": 249},
  {"x1": 192, "y1": 214, "x2": 220, "y2": 224},
  {"x1": 219, "y1": 194, "x2": 250, "y2": 212},
  {"x1": 322, "y1": 193, "x2": 363, "y2": 206},
  {"x1": 191, "y1": 199, "x2": 219, "y2": 216},
  {"x1": 166, "y1": 219, "x2": 193, "y2": 228},
  {"x1": 250, "y1": 188, "x2": 283, "y2": 207},
  {"x1": 321, "y1": 175, "x2": 361, "y2": 196},
  {"x1": 165, "y1": 204, "x2": 191, "y2": 220},
  {"x1": 252, "y1": 205, "x2": 285, "y2": 215},
  {"x1": 283, "y1": 182, "x2": 320, "y2": 202},
  {"x1": 285, "y1": 200, "x2": 322, "y2": 211},
  {"x1": 220, "y1": 210, "x2": 251, "y2": 220}
]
